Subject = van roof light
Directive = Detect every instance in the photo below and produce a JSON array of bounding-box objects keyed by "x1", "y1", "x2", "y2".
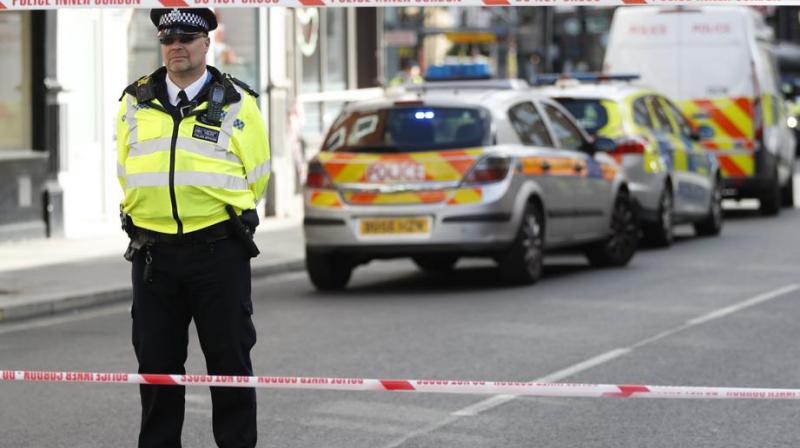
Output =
[{"x1": 533, "y1": 73, "x2": 641, "y2": 86}]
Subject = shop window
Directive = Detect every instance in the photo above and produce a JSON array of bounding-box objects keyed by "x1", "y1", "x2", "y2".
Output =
[
  {"x1": 0, "y1": 12, "x2": 31, "y2": 150},
  {"x1": 298, "y1": 9, "x2": 349, "y2": 135},
  {"x1": 325, "y1": 9, "x2": 347, "y2": 92},
  {"x1": 299, "y1": 9, "x2": 321, "y2": 95},
  {"x1": 213, "y1": 9, "x2": 258, "y2": 88}
]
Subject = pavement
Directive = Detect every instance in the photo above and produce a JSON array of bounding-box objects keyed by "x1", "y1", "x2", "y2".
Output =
[{"x1": 0, "y1": 216, "x2": 306, "y2": 323}]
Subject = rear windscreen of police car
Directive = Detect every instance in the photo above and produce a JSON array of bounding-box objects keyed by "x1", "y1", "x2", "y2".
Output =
[
  {"x1": 554, "y1": 99, "x2": 609, "y2": 135},
  {"x1": 322, "y1": 107, "x2": 490, "y2": 153}
]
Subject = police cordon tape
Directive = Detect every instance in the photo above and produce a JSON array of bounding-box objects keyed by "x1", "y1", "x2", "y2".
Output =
[
  {"x1": 3, "y1": 370, "x2": 800, "y2": 400},
  {"x1": 0, "y1": 0, "x2": 789, "y2": 11}
]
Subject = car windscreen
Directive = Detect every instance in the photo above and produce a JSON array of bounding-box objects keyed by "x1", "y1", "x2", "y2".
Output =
[
  {"x1": 322, "y1": 106, "x2": 491, "y2": 153},
  {"x1": 554, "y1": 98, "x2": 610, "y2": 136}
]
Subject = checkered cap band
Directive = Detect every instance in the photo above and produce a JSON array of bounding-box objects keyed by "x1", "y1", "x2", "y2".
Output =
[{"x1": 159, "y1": 9, "x2": 208, "y2": 31}]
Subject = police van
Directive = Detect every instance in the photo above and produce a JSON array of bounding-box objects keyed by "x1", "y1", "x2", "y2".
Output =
[{"x1": 604, "y1": 6, "x2": 796, "y2": 215}]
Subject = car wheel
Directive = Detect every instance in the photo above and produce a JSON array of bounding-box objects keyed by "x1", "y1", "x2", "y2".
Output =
[
  {"x1": 412, "y1": 255, "x2": 459, "y2": 273},
  {"x1": 642, "y1": 186, "x2": 673, "y2": 248},
  {"x1": 759, "y1": 169, "x2": 781, "y2": 216},
  {"x1": 780, "y1": 167, "x2": 795, "y2": 208},
  {"x1": 585, "y1": 192, "x2": 638, "y2": 267},
  {"x1": 694, "y1": 178, "x2": 723, "y2": 236},
  {"x1": 498, "y1": 202, "x2": 544, "y2": 285},
  {"x1": 306, "y1": 248, "x2": 352, "y2": 291}
]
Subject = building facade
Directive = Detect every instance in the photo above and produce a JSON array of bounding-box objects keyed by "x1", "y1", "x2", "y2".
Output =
[{"x1": 0, "y1": 11, "x2": 61, "y2": 241}]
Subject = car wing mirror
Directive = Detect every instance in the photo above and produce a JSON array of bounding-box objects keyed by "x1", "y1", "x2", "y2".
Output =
[
  {"x1": 691, "y1": 125, "x2": 714, "y2": 141},
  {"x1": 592, "y1": 137, "x2": 617, "y2": 153}
]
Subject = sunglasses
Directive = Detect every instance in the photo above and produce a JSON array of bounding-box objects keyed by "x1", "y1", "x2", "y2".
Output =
[{"x1": 158, "y1": 33, "x2": 205, "y2": 46}]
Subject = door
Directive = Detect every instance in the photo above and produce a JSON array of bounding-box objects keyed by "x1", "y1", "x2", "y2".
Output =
[
  {"x1": 508, "y1": 101, "x2": 574, "y2": 244},
  {"x1": 542, "y1": 102, "x2": 612, "y2": 239},
  {"x1": 648, "y1": 95, "x2": 690, "y2": 211},
  {"x1": 659, "y1": 96, "x2": 713, "y2": 215}
]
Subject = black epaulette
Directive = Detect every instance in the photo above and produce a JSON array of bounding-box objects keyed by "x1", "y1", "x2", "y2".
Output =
[
  {"x1": 119, "y1": 75, "x2": 156, "y2": 102},
  {"x1": 134, "y1": 76, "x2": 156, "y2": 102},
  {"x1": 226, "y1": 74, "x2": 259, "y2": 98}
]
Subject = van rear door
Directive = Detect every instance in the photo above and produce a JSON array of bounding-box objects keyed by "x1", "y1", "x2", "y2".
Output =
[
  {"x1": 676, "y1": 11, "x2": 756, "y2": 178},
  {"x1": 605, "y1": 8, "x2": 757, "y2": 179}
]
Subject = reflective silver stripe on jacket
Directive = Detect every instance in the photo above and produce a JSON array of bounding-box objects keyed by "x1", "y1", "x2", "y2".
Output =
[
  {"x1": 246, "y1": 159, "x2": 272, "y2": 185},
  {"x1": 125, "y1": 95, "x2": 138, "y2": 146},
  {"x1": 129, "y1": 137, "x2": 242, "y2": 164},
  {"x1": 117, "y1": 163, "x2": 126, "y2": 178},
  {"x1": 215, "y1": 85, "x2": 246, "y2": 151},
  {"x1": 125, "y1": 172, "x2": 248, "y2": 190}
]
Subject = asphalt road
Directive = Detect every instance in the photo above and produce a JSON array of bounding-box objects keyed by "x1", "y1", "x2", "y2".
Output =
[{"x1": 1, "y1": 203, "x2": 799, "y2": 447}]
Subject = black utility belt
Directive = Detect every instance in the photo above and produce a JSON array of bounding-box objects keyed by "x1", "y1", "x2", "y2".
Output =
[{"x1": 132, "y1": 221, "x2": 230, "y2": 245}]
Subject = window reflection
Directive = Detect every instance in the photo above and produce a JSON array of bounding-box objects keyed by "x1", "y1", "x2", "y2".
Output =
[
  {"x1": 127, "y1": 10, "x2": 160, "y2": 83},
  {"x1": 0, "y1": 12, "x2": 31, "y2": 150},
  {"x1": 213, "y1": 9, "x2": 258, "y2": 88}
]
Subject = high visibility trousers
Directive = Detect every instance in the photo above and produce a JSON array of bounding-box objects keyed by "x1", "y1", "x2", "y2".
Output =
[{"x1": 130, "y1": 237, "x2": 257, "y2": 448}]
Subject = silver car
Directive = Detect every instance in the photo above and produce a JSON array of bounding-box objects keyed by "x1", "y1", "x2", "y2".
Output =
[{"x1": 303, "y1": 81, "x2": 638, "y2": 290}]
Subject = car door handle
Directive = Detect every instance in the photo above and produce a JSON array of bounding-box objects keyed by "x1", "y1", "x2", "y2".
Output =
[
  {"x1": 573, "y1": 163, "x2": 584, "y2": 173},
  {"x1": 541, "y1": 161, "x2": 551, "y2": 172}
]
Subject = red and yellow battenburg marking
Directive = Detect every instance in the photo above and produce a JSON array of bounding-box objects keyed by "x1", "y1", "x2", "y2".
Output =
[
  {"x1": 316, "y1": 149, "x2": 484, "y2": 184},
  {"x1": 679, "y1": 96, "x2": 756, "y2": 178},
  {"x1": 307, "y1": 191, "x2": 343, "y2": 209},
  {"x1": 310, "y1": 149, "x2": 484, "y2": 206},
  {"x1": 519, "y1": 156, "x2": 618, "y2": 181},
  {"x1": 448, "y1": 188, "x2": 482, "y2": 205},
  {"x1": 307, "y1": 151, "x2": 618, "y2": 209},
  {"x1": 518, "y1": 157, "x2": 575, "y2": 176},
  {"x1": 600, "y1": 163, "x2": 618, "y2": 181}
]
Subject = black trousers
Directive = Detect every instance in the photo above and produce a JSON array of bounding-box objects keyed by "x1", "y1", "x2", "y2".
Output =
[{"x1": 131, "y1": 237, "x2": 257, "y2": 448}]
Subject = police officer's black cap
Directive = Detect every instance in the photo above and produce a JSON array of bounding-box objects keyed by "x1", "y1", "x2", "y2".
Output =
[{"x1": 150, "y1": 8, "x2": 217, "y2": 33}]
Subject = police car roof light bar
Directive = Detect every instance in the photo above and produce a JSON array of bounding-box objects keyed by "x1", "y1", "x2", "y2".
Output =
[{"x1": 424, "y1": 63, "x2": 493, "y2": 82}]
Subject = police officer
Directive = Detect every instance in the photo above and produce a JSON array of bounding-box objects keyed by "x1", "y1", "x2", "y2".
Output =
[
  {"x1": 116, "y1": 8, "x2": 270, "y2": 448},
  {"x1": 388, "y1": 57, "x2": 423, "y2": 87}
]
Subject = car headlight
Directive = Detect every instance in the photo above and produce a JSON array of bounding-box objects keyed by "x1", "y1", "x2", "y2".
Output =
[{"x1": 788, "y1": 116, "x2": 798, "y2": 129}]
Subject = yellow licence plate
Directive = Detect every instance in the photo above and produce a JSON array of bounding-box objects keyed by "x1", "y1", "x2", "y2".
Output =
[{"x1": 359, "y1": 217, "x2": 430, "y2": 236}]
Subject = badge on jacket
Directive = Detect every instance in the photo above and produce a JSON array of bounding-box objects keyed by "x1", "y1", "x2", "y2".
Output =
[{"x1": 193, "y1": 125, "x2": 220, "y2": 143}]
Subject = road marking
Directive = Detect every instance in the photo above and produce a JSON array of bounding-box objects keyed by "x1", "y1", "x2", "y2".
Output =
[
  {"x1": 452, "y1": 348, "x2": 631, "y2": 417},
  {"x1": 382, "y1": 283, "x2": 799, "y2": 448},
  {"x1": 685, "y1": 284, "x2": 799, "y2": 326}
]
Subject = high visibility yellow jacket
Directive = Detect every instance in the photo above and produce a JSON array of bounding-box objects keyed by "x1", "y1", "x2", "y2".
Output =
[
  {"x1": 388, "y1": 72, "x2": 423, "y2": 87},
  {"x1": 116, "y1": 66, "x2": 270, "y2": 234}
]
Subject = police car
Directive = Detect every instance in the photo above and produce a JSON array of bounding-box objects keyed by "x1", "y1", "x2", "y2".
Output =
[
  {"x1": 303, "y1": 69, "x2": 637, "y2": 290},
  {"x1": 538, "y1": 74, "x2": 723, "y2": 247}
]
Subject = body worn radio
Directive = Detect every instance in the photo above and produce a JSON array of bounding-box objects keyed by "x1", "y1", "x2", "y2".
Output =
[{"x1": 199, "y1": 83, "x2": 226, "y2": 127}]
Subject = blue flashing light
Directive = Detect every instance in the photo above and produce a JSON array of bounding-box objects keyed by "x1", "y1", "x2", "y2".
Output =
[
  {"x1": 533, "y1": 72, "x2": 641, "y2": 86},
  {"x1": 414, "y1": 110, "x2": 435, "y2": 119},
  {"x1": 424, "y1": 63, "x2": 493, "y2": 81}
]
